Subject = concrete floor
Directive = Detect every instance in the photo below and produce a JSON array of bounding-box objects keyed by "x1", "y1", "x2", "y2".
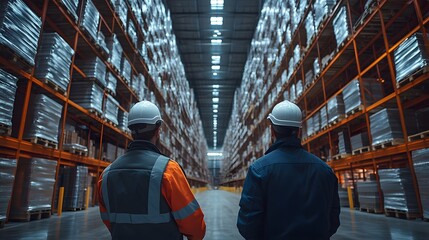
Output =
[{"x1": 0, "y1": 190, "x2": 428, "y2": 239}]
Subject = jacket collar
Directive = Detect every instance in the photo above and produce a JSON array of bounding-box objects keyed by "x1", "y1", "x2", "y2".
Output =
[
  {"x1": 127, "y1": 140, "x2": 162, "y2": 154},
  {"x1": 265, "y1": 136, "x2": 303, "y2": 155}
]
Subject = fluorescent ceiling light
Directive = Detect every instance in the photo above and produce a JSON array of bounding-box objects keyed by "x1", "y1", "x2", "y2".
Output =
[
  {"x1": 207, "y1": 152, "x2": 223, "y2": 156},
  {"x1": 211, "y1": 0, "x2": 224, "y2": 10},
  {"x1": 211, "y1": 65, "x2": 220, "y2": 70},
  {"x1": 213, "y1": 114, "x2": 218, "y2": 118},
  {"x1": 214, "y1": 30, "x2": 221, "y2": 34},
  {"x1": 213, "y1": 84, "x2": 220, "y2": 89},
  {"x1": 210, "y1": 17, "x2": 223, "y2": 25},
  {"x1": 213, "y1": 104, "x2": 219, "y2": 109},
  {"x1": 212, "y1": 97, "x2": 219, "y2": 103},
  {"x1": 213, "y1": 91, "x2": 219, "y2": 96},
  {"x1": 214, "y1": 131, "x2": 217, "y2": 135},
  {"x1": 212, "y1": 56, "x2": 221, "y2": 61},
  {"x1": 211, "y1": 39, "x2": 222, "y2": 44},
  {"x1": 213, "y1": 72, "x2": 218, "y2": 76},
  {"x1": 213, "y1": 109, "x2": 218, "y2": 113}
]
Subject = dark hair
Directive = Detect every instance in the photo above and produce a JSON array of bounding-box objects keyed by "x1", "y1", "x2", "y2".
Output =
[
  {"x1": 129, "y1": 123, "x2": 161, "y2": 141},
  {"x1": 272, "y1": 125, "x2": 299, "y2": 139}
]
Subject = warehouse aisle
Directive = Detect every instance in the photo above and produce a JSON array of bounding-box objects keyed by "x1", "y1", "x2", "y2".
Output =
[{"x1": 1, "y1": 190, "x2": 429, "y2": 239}]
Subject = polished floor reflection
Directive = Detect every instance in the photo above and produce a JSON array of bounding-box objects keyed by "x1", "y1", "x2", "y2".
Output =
[{"x1": 0, "y1": 190, "x2": 428, "y2": 239}]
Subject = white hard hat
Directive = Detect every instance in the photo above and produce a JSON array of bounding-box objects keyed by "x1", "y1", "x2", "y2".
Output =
[
  {"x1": 267, "y1": 100, "x2": 302, "y2": 128},
  {"x1": 128, "y1": 100, "x2": 163, "y2": 127}
]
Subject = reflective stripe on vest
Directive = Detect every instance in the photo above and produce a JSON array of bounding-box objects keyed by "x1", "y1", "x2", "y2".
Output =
[{"x1": 101, "y1": 155, "x2": 171, "y2": 224}]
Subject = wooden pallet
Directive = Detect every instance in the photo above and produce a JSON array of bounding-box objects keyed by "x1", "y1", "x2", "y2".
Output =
[
  {"x1": 352, "y1": 146, "x2": 371, "y2": 155},
  {"x1": 396, "y1": 66, "x2": 429, "y2": 88},
  {"x1": 0, "y1": 123, "x2": 12, "y2": 136},
  {"x1": 327, "y1": 115, "x2": 345, "y2": 127},
  {"x1": 10, "y1": 209, "x2": 51, "y2": 222},
  {"x1": 64, "y1": 207, "x2": 85, "y2": 212},
  {"x1": 27, "y1": 137, "x2": 58, "y2": 149},
  {"x1": 0, "y1": 45, "x2": 33, "y2": 73},
  {"x1": 346, "y1": 105, "x2": 364, "y2": 117},
  {"x1": 332, "y1": 153, "x2": 351, "y2": 160},
  {"x1": 105, "y1": 88, "x2": 116, "y2": 97},
  {"x1": 408, "y1": 130, "x2": 429, "y2": 142},
  {"x1": 40, "y1": 78, "x2": 67, "y2": 96},
  {"x1": 79, "y1": 26, "x2": 98, "y2": 45},
  {"x1": 384, "y1": 209, "x2": 420, "y2": 220},
  {"x1": 88, "y1": 108, "x2": 103, "y2": 118},
  {"x1": 106, "y1": 119, "x2": 118, "y2": 127},
  {"x1": 63, "y1": 147, "x2": 88, "y2": 156},
  {"x1": 360, "y1": 207, "x2": 383, "y2": 214},
  {"x1": 372, "y1": 139, "x2": 404, "y2": 150}
]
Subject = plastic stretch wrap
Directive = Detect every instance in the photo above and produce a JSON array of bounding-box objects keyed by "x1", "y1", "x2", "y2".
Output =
[
  {"x1": 107, "y1": 34, "x2": 123, "y2": 71},
  {"x1": 70, "y1": 81, "x2": 104, "y2": 114},
  {"x1": 290, "y1": 1, "x2": 298, "y2": 32},
  {"x1": 313, "y1": 111, "x2": 321, "y2": 133},
  {"x1": 305, "y1": 10, "x2": 315, "y2": 47},
  {"x1": 76, "y1": 57, "x2": 107, "y2": 88},
  {"x1": 121, "y1": 57, "x2": 131, "y2": 83},
  {"x1": 127, "y1": 18, "x2": 137, "y2": 48},
  {"x1": 327, "y1": 94, "x2": 345, "y2": 124},
  {"x1": 296, "y1": 80, "x2": 303, "y2": 97},
  {"x1": 378, "y1": 168, "x2": 419, "y2": 213},
  {"x1": 118, "y1": 109, "x2": 129, "y2": 131},
  {"x1": 293, "y1": 45, "x2": 301, "y2": 66},
  {"x1": 412, "y1": 148, "x2": 429, "y2": 218},
  {"x1": 23, "y1": 94, "x2": 63, "y2": 143},
  {"x1": 338, "y1": 130, "x2": 351, "y2": 154},
  {"x1": 106, "y1": 72, "x2": 117, "y2": 95},
  {"x1": 104, "y1": 142, "x2": 117, "y2": 162},
  {"x1": 0, "y1": 69, "x2": 18, "y2": 127},
  {"x1": 306, "y1": 115, "x2": 314, "y2": 137},
  {"x1": 10, "y1": 158, "x2": 57, "y2": 216},
  {"x1": 394, "y1": 33, "x2": 429, "y2": 83},
  {"x1": 343, "y1": 79, "x2": 383, "y2": 114},
  {"x1": 62, "y1": 143, "x2": 88, "y2": 153},
  {"x1": 356, "y1": 181, "x2": 382, "y2": 211},
  {"x1": 314, "y1": 58, "x2": 320, "y2": 77},
  {"x1": 332, "y1": 6, "x2": 349, "y2": 47},
  {"x1": 97, "y1": 31, "x2": 109, "y2": 55},
  {"x1": 104, "y1": 95, "x2": 119, "y2": 126},
  {"x1": 34, "y1": 33, "x2": 74, "y2": 92},
  {"x1": 320, "y1": 105, "x2": 328, "y2": 129},
  {"x1": 62, "y1": 166, "x2": 88, "y2": 210},
  {"x1": 114, "y1": 0, "x2": 128, "y2": 29},
  {"x1": 350, "y1": 132, "x2": 369, "y2": 150},
  {"x1": 60, "y1": 0, "x2": 79, "y2": 22},
  {"x1": 0, "y1": 0, "x2": 42, "y2": 66},
  {"x1": 290, "y1": 84, "x2": 296, "y2": 102},
  {"x1": 313, "y1": 0, "x2": 337, "y2": 30},
  {"x1": 0, "y1": 158, "x2": 16, "y2": 220},
  {"x1": 81, "y1": 0, "x2": 99, "y2": 42},
  {"x1": 305, "y1": 69, "x2": 314, "y2": 86},
  {"x1": 369, "y1": 108, "x2": 405, "y2": 145},
  {"x1": 132, "y1": 74, "x2": 146, "y2": 100}
]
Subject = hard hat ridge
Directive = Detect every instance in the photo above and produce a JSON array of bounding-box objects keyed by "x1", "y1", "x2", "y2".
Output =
[
  {"x1": 267, "y1": 100, "x2": 302, "y2": 128},
  {"x1": 127, "y1": 100, "x2": 163, "y2": 127}
]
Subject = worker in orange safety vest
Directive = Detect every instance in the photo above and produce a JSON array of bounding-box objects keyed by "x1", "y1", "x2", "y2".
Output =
[{"x1": 98, "y1": 100, "x2": 206, "y2": 239}]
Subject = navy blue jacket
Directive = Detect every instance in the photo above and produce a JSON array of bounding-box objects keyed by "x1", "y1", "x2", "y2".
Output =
[{"x1": 237, "y1": 137, "x2": 340, "y2": 240}]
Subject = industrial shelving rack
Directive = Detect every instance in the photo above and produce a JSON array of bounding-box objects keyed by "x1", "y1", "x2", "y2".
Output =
[
  {"x1": 0, "y1": 0, "x2": 208, "y2": 219},
  {"x1": 221, "y1": 0, "x2": 429, "y2": 218}
]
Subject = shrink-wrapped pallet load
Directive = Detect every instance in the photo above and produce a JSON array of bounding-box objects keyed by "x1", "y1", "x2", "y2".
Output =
[
  {"x1": 412, "y1": 148, "x2": 429, "y2": 219},
  {"x1": 0, "y1": 69, "x2": 18, "y2": 128},
  {"x1": 0, "y1": 158, "x2": 17, "y2": 222}
]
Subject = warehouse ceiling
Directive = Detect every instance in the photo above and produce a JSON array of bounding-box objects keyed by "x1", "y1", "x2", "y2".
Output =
[{"x1": 164, "y1": 0, "x2": 263, "y2": 149}]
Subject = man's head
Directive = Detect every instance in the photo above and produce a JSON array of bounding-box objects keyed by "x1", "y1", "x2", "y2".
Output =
[
  {"x1": 267, "y1": 100, "x2": 302, "y2": 139},
  {"x1": 127, "y1": 100, "x2": 163, "y2": 142}
]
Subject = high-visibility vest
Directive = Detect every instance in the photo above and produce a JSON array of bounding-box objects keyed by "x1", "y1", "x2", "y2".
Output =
[{"x1": 100, "y1": 150, "x2": 182, "y2": 239}]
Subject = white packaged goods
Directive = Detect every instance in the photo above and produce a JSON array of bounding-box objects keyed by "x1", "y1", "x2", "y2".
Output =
[
  {"x1": 305, "y1": 69, "x2": 314, "y2": 87},
  {"x1": 0, "y1": 158, "x2": 16, "y2": 221},
  {"x1": 412, "y1": 148, "x2": 429, "y2": 218},
  {"x1": 107, "y1": 34, "x2": 123, "y2": 72},
  {"x1": 104, "y1": 95, "x2": 119, "y2": 126},
  {"x1": 61, "y1": 166, "x2": 88, "y2": 210},
  {"x1": 327, "y1": 94, "x2": 345, "y2": 124},
  {"x1": 0, "y1": 69, "x2": 18, "y2": 127},
  {"x1": 75, "y1": 56, "x2": 107, "y2": 88},
  {"x1": 338, "y1": 130, "x2": 351, "y2": 154},
  {"x1": 59, "y1": 0, "x2": 79, "y2": 22},
  {"x1": 296, "y1": 80, "x2": 303, "y2": 97},
  {"x1": 127, "y1": 18, "x2": 137, "y2": 48},
  {"x1": 306, "y1": 115, "x2": 314, "y2": 137},
  {"x1": 332, "y1": 6, "x2": 350, "y2": 47},
  {"x1": 356, "y1": 181, "x2": 382, "y2": 212},
  {"x1": 0, "y1": 0, "x2": 42, "y2": 66},
  {"x1": 320, "y1": 105, "x2": 328, "y2": 129},
  {"x1": 314, "y1": 58, "x2": 320, "y2": 77},
  {"x1": 378, "y1": 168, "x2": 419, "y2": 213},
  {"x1": 106, "y1": 72, "x2": 118, "y2": 95},
  {"x1": 81, "y1": 0, "x2": 99, "y2": 42},
  {"x1": 305, "y1": 11, "x2": 315, "y2": 47},
  {"x1": 121, "y1": 57, "x2": 132, "y2": 83},
  {"x1": 97, "y1": 31, "x2": 110, "y2": 55},
  {"x1": 70, "y1": 81, "x2": 104, "y2": 115},
  {"x1": 10, "y1": 158, "x2": 57, "y2": 219},
  {"x1": 350, "y1": 132, "x2": 369, "y2": 150},
  {"x1": 34, "y1": 33, "x2": 75, "y2": 93},
  {"x1": 23, "y1": 94, "x2": 63, "y2": 143},
  {"x1": 313, "y1": 0, "x2": 337, "y2": 31},
  {"x1": 394, "y1": 33, "x2": 429, "y2": 83},
  {"x1": 313, "y1": 111, "x2": 321, "y2": 133},
  {"x1": 342, "y1": 79, "x2": 383, "y2": 114}
]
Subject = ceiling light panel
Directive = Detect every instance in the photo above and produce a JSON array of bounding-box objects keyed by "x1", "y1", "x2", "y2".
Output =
[
  {"x1": 210, "y1": 17, "x2": 223, "y2": 25},
  {"x1": 211, "y1": 39, "x2": 222, "y2": 44},
  {"x1": 211, "y1": 0, "x2": 224, "y2": 10}
]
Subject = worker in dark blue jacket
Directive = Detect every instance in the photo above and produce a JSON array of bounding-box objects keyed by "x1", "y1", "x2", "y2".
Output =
[{"x1": 237, "y1": 100, "x2": 340, "y2": 240}]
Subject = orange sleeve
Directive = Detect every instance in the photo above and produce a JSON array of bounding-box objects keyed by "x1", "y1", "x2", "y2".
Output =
[
  {"x1": 162, "y1": 161, "x2": 206, "y2": 240},
  {"x1": 97, "y1": 173, "x2": 111, "y2": 231}
]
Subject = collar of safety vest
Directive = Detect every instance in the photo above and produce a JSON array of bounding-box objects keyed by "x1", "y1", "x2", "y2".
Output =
[
  {"x1": 265, "y1": 136, "x2": 303, "y2": 155},
  {"x1": 127, "y1": 140, "x2": 162, "y2": 154}
]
